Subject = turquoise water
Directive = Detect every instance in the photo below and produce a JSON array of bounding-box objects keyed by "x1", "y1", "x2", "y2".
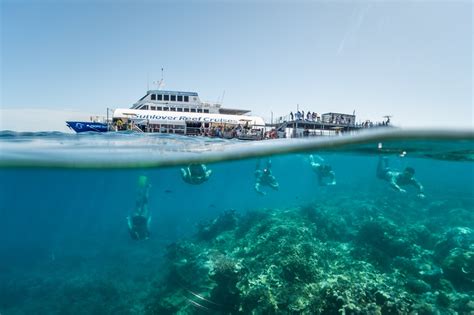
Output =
[{"x1": 0, "y1": 129, "x2": 473, "y2": 314}]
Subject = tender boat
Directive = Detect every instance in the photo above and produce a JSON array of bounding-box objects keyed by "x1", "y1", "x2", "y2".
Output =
[{"x1": 66, "y1": 121, "x2": 109, "y2": 133}]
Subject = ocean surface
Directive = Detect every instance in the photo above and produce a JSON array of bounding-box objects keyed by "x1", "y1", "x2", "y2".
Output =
[{"x1": 0, "y1": 129, "x2": 473, "y2": 314}]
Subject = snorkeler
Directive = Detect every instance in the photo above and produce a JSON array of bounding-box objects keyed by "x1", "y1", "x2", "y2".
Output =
[
  {"x1": 376, "y1": 156, "x2": 425, "y2": 198},
  {"x1": 309, "y1": 155, "x2": 336, "y2": 186},
  {"x1": 181, "y1": 164, "x2": 212, "y2": 185},
  {"x1": 255, "y1": 159, "x2": 279, "y2": 195},
  {"x1": 127, "y1": 175, "x2": 152, "y2": 240}
]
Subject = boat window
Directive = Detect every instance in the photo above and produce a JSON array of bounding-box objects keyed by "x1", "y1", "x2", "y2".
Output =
[
  {"x1": 157, "y1": 106, "x2": 162, "y2": 111},
  {"x1": 170, "y1": 108, "x2": 176, "y2": 111},
  {"x1": 164, "y1": 95, "x2": 169, "y2": 101},
  {"x1": 177, "y1": 108, "x2": 183, "y2": 112},
  {"x1": 151, "y1": 94, "x2": 156, "y2": 100},
  {"x1": 164, "y1": 107, "x2": 169, "y2": 111},
  {"x1": 151, "y1": 106, "x2": 156, "y2": 110},
  {"x1": 184, "y1": 96, "x2": 189, "y2": 102},
  {"x1": 177, "y1": 95, "x2": 183, "y2": 102},
  {"x1": 204, "y1": 109, "x2": 209, "y2": 113},
  {"x1": 171, "y1": 95, "x2": 176, "y2": 101},
  {"x1": 184, "y1": 108, "x2": 190, "y2": 112},
  {"x1": 157, "y1": 94, "x2": 162, "y2": 101},
  {"x1": 191, "y1": 108, "x2": 196, "y2": 112},
  {"x1": 139, "y1": 94, "x2": 148, "y2": 101},
  {"x1": 142, "y1": 105, "x2": 148, "y2": 110},
  {"x1": 197, "y1": 109, "x2": 203, "y2": 113}
]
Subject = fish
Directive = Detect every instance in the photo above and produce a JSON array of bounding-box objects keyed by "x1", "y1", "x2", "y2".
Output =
[
  {"x1": 187, "y1": 289, "x2": 221, "y2": 306},
  {"x1": 187, "y1": 299, "x2": 210, "y2": 311}
]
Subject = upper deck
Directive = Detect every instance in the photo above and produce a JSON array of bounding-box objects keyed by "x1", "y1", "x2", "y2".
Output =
[{"x1": 130, "y1": 90, "x2": 250, "y2": 115}]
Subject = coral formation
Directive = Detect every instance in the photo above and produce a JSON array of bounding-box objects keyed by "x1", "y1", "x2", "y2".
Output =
[{"x1": 147, "y1": 197, "x2": 474, "y2": 314}]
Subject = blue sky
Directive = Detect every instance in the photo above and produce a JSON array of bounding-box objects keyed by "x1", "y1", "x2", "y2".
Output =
[{"x1": 1, "y1": 0, "x2": 472, "y2": 128}]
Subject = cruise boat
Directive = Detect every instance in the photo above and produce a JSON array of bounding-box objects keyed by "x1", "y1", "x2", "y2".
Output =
[{"x1": 111, "y1": 90, "x2": 266, "y2": 137}]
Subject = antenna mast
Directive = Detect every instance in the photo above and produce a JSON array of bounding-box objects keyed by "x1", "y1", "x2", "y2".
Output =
[
  {"x1": 221, "y1": 90, "x2": 225, "y2": 104},
  {"x1": 158, "y1": 67, "x2": 164, "y2": 90}
]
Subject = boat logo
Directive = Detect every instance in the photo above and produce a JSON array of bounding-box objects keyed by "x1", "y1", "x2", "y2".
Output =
[{"x1": 76, "y1": 123, "x2": 84, "y2": 129}]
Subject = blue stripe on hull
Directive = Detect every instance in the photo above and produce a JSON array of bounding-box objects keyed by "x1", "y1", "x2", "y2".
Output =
[{"x1": 66, "y1": 121, "x2": 109, "y2": 133}]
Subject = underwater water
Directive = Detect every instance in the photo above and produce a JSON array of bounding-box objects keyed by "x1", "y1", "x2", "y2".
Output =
[{"x1": 0, "y1": 129, "x2": 473, "y2": 315}]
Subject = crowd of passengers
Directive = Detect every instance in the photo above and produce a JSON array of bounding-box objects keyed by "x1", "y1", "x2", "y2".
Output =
[
  {"x1": 288, "y1": 111, "x2": 354, "y2": 124},
  {"x1": 357, "y1": 118, "x2": 391, "y2": 128},
  {"x1": 192, "y1": 124, "x2": 265, "y2": 140},
  {"x1": 289, "y1": 111, "x2": 323, "y2": 122},
  {"x1": 284, "y1": 111, "x2": 390, "y2": 128},
  {"x1": 286, "y1": 111, "x2": 356, "y2": 125}
]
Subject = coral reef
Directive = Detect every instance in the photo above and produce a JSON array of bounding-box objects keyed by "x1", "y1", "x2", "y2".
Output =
[
  {"x1": 2, "y1": 196, "x2": 472, "y2": 314},
  {"x1": 147, "y1": 197, "x2": 474, "y2": 314}
]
